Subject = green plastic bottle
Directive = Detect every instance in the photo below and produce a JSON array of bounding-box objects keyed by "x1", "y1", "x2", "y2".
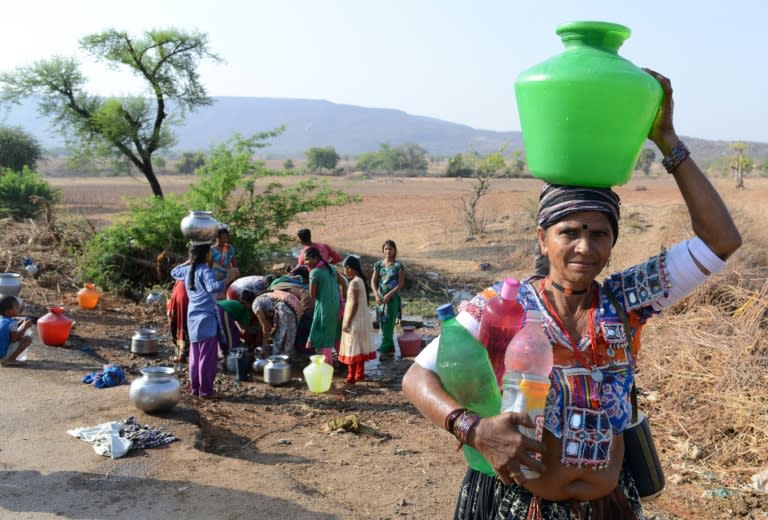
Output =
[
  {"x1": 515, "y1": 20, "x2": 663, "y2": 188},
  {"x1": 435, "y1": 303, "x2": 500, "y2": 476}
]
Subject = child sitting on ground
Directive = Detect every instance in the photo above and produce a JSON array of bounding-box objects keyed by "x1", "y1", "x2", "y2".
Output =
[{"x1": 1, "y1": 296, "x2": 33, "y2": 367}]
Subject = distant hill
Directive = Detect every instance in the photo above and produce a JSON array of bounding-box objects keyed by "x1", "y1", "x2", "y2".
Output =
[{"x1": 2, "y1": 96, "x2": 766, "y2": 165}]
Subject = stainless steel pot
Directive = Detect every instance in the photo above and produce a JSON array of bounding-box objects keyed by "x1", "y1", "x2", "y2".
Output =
[
  {"x1": 263, "y1": 355, "x2": 291, "y2": 386},
  {"x1": 252, "y1": 357, "x2": 268, "y2": 374},
  {"x1": 131, "y1": 328, "x2": 159, "y2": 354},
  {"x1": 0, "y1": 272, "x2": 22, "y2": 298},
  {"x1": 129, "y1": 366, "x2": 182, "y2": 413},
  {"x1": 180, "y1": 210, "x2": 219, "y2": 242},
  {"x1": 226, "y1": 347, "x2": 248, "y2": 372}
]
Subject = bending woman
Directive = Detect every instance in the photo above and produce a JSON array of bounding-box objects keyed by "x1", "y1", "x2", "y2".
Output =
[{"x1": 402, "y1": 70, "x2": 741, "y2": 519}]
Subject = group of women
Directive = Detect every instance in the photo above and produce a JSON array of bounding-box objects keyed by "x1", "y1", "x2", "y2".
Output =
[{"x1": 168, "y1": 224, "x2": 407, "y2": 396}]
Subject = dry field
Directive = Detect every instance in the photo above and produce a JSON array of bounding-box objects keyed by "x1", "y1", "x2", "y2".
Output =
[{"x1": 38, "y1": 172, "x2": 768, "y2": 518}]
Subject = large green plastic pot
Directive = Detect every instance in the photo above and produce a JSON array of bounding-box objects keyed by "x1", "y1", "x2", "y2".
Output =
[{"x1": 515, "y1": 21, "x2": 663, "y2": 187}]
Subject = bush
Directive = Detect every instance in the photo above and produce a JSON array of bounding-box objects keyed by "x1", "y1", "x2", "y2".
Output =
[
  {"x1": 0, "y1": 167, "x2": 61, "y2": 220},
  {"x1": 75, "y1": 194, "x2": 188, "y2": 292},
  {"x1": 75, "y1": 132, "x2": 360, "y2": 292}
]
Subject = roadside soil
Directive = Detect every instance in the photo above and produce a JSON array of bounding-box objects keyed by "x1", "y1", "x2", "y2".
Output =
[{"x1": 2, "y1": 174, "x2": 768, "y2": 519}]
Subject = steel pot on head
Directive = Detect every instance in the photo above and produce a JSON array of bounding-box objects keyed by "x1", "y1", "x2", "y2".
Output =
[
  {"x1": 131, "y1": 328, "x2": 160, "y2": 354},
  {"x1": 263, "y1": 355, "x2": 291, "y2": 386},
  {"x1": 180, "y1": 211, "x2": 219, "y2": 242}
]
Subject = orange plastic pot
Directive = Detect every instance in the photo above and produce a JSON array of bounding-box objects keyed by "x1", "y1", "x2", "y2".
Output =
[{"x1": 77, "y1": 283, "x2": 100, "y2": 309}]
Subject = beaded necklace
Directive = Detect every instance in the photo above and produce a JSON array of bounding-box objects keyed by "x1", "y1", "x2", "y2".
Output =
[{"x1": 539, "y1": 278, "x2": 604, "y2": 391}]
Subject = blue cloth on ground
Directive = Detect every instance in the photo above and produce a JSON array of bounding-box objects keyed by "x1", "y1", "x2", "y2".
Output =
[{"x1": 82, "y1": 364, "x2": 127, "y2": 388}]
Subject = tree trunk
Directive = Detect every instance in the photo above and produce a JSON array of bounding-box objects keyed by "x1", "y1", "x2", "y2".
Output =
[
  {"x1": 735, "y1": 168, "x2": 744, "y2": 189},
  {"x1": 139, "y1": 164, "x2": 164, "y2": 198}
]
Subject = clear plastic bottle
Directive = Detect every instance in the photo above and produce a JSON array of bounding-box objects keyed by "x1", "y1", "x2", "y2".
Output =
[
  {"x1": 501, "y1": 309, "x2": 553, "y2": 478},
  {"x1": 435, "y1": 303, "x2": 501, "y2": 476},
  {"x1": 478, "y1": 278, "x2": 524, "y2": 387}
]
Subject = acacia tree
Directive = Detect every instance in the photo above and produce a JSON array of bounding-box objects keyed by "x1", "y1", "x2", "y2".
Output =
[
  {"x1": 0, "y1": 29, "x2": 221, "y2": 198},
  {"x1": 635, "y1": 148, "x2": 656, "y2": 176},
  {"x1": 305, "y1": 146, "x2": 340, "y2": 173},
  {"x1": 0, "y1": 126, "x2": 44, "y2": 172}
]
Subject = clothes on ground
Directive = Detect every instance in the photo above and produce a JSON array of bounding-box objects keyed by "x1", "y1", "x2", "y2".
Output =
[
  {"x1": 82, "y1": 364, "x2": 127, "y2": 388},
  {"x1": 298, "y1": 242, "x2": 342, "y2": 265},
  {"x1": 122, "y1": 416, "x2": 179, "y2": 449},
  {"x1": 67, "y1": 417, "x2": 178, "y2": 459},
  {"x1": 252, "y1": 291, "x2": 301, "y2": 356},
  {"x1": 226, "y1": 275, "x2": 268, "y2": 301},
  {"x1": 374, "y1": 259, "x2": 404, "y2": 353},
  {"x1": 307, "y1": 263, "x2": 340, "y2": 351},
  {"x1": 339, "y1": 277, "x2": 376, "y2": 365}
]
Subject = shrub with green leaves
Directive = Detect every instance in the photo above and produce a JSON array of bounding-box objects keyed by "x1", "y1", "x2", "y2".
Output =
[
  {"x1": 0, "y1": 167, "x2": 61, "y2": 220},
  {"x1": 75, "y1": 131, "x2": 360, "y2": 292}
]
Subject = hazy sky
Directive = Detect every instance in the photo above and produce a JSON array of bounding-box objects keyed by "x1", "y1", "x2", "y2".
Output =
[{"x1": 2, "y1": 0, "x2": 766, "y2": 142}]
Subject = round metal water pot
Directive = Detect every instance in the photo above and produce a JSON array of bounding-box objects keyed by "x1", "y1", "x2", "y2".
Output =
[
  {"x1": 226, "y1": 347, "x2": 248, "y2": 372},
  {"x1": 180, "y1": 210, "x2": 219, "y2": 242},
  {"x1": 0, "y1": 272, "x2": 22, "y2": 298},
  {"x1": 129, "y1": 366, "x2": 182, "y2": 413},
  {"x1": 263, "y1": 355, "x2": 291, "y2": 386},
  {"x1": 131, "y1": 328, "x2": 159, "y2": 354}
]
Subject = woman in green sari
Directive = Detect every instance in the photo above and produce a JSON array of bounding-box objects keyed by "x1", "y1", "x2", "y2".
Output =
[
  {"x1": 371, "y1": 239, "x2": 405, "y2": 361},
  {"x1": 305, "y1": 246, "x2": 341, "y2": 365}
]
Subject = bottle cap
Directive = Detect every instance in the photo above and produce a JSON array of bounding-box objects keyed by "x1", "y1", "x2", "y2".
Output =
[
  {"x1": 436, "y1": 303, "x2": 456, "y2": 321},
  {"x1": 500, "y1": 278, "x2": 520, "y2": 300}
]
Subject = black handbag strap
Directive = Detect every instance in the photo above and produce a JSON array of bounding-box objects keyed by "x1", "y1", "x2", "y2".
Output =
[{"x1": 601, "y1": 285, "x2": 639, "y2": 423}]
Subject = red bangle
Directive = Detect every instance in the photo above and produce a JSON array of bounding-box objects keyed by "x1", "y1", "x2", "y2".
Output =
[
  {"x1": 452, "y1": 411, "x2": 481, "y2": 449},
  {"x1": 444, "y1": 408, "x2": 468, "y2": 433}
]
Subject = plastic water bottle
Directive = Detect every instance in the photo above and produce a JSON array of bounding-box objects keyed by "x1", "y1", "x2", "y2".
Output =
[
  {"x1": 478, "y1": 278, "x2": 524, "y2": 387},
  {"x1": 435, "y1": 303, "x2": 501, "y2": 476},
  {"x1": 501, "y1": 309, "x2": 553, "y2": 478}
]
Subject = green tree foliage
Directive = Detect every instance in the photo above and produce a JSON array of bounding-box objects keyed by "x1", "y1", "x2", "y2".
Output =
[
  {"x1": 305, "y1": 146, "x2": 340, "y2": 173},
  {"x1": 397, "y1": 143, "x2": 429, "y2": 176},
  {"x1": 0, "y1": 28, "x2": 221, "y2": 198},
  {"x1": 445, "y1": 151, "x2": 477, "y2": 178},
  {"x1": 176, "y1": 152, "x2": 206, "y2": 174},
  {"x1": 0, "y1": 126, "x2": 44, "y2": 172},
  {"x1": 0, "y1": 167, "x2": 61, "y2": 220},
  {"x1": 355, "y1": 143, "x2": 428, "y2": 175},
  {"x1": 635, "y1": 148, "x2": 656, "y2": 176},
  {"x1": 76, "y1": 130, "x2": 360, "y2": 291},
  {"x1": 283, "y1": 159, "x2": 295, "y2": 170}
]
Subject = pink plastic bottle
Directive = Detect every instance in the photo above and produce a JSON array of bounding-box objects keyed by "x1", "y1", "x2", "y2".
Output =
[
  {"x1": 501, "y1": 310, "x2": 553, "y2": 478},
  {"x1": 478, "y1": 278, "x2": 524, "y2": 387}
]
